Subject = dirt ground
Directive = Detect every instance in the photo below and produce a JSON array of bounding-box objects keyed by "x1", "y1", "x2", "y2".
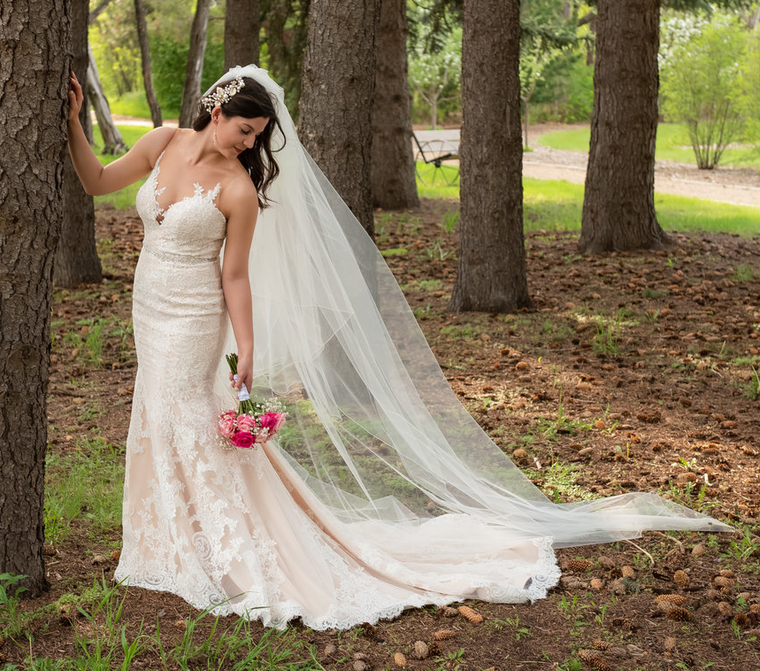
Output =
[{"x1": 3, "y1": 191, "x2": 760, "y2": 670}]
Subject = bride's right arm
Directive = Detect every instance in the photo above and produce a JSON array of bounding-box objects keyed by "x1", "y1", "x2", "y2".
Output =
[{"x1": 67, "y1": 72, "x2": 174, "y2": 196}]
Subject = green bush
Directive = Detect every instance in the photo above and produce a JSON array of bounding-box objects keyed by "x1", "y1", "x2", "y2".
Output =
[
  {"x1": 661, "y1": 19, "x2": 749, "y2": 169},
  {"x1": 530, "y1": 51, "x2": 594, "y2": 123}
]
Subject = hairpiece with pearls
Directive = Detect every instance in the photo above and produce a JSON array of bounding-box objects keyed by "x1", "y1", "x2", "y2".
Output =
[{"x1": 200, "y1": 76, "x2": 245, "y2": 114}]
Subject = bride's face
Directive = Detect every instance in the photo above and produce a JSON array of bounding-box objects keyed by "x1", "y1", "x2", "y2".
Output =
[{"x1": 215, "y1": 113, "x2": 270, "y2": 158}]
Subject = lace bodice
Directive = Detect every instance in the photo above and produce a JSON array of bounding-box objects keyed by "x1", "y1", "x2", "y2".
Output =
[{"x1": 135, "y1": 150, "x2": 227, "y2": 262}]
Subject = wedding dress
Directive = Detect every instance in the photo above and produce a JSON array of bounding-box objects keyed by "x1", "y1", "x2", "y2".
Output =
[{"x1": 114, "y1": 65, "x2": 731, "y2": 631}]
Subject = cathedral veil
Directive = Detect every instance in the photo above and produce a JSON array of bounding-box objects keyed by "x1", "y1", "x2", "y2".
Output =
[{"x1": 211, "y1": 65, "x2": 732, "y2": 554}]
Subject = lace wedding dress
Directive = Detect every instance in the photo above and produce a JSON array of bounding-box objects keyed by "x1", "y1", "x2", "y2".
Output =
[{"x1": 113, "y1": 149, "x2": 562, "y2": 631}]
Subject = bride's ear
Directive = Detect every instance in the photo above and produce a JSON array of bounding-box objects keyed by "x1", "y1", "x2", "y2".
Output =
[{"x1": 211, "y1": 106, "x2": 222, "y2": 123}]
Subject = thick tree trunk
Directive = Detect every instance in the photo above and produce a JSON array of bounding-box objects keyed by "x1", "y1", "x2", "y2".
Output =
[
  {"x1": 225, "y1": 0, "x2": 260, "y2": 70},
  {"x1": 578, "y1": 0, "x2": 670, "y2": 254},
  {"x1": 370, "y1": 0, "x2": 419, "y2": 210},
  {"x1": 0, "y1": 0, "x2": 70, "y2": 597},
  {"x1": 299, "y1": 0, "x2": 380, "y2": 237},
  {"x1": 87, "y1": 47, "x2": 127, "y2": 154},
  {"x1": 179, "y1": 0, "x2": 211, "y2": 128},
  {"x1": 55, "y1": 0, "x2": 103, "y2": 288},
  {"x1": 134, "y1": 0, "x2": 162, "y2": 128},
  {"x1": 448, "y1": 0, "x2": 529, "y2": 313}
]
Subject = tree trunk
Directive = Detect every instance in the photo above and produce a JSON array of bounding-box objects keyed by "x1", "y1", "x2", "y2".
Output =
[
  {"x1": 179, "y1": 0, "x2": 212, "y2": 128},
  {"x1": 87, "y1": 47, "x2": 128, "y2": 154},
  {"x1": 134, "y1": 0, "x2": 162, "y2": 128},
  {"x1": 0, "y1": 0, "x2": 70, "y2": 597},
  {"x1": 578, "y1": 0, "x2": 669, "y2": 253},
  {"x1": 448, "y1": 0, "x2": 529, "y2": 313},
  {"x1": 370, "y1": 0, "x2": 418, "y2": 210},
  {"x1": 55, "y1": 0, "x2": 103, "y2": 288},
  {"x1": 299, "y1": 0, "x2": 380, "y2": 237},
  {"x1": 225, "y1": 0, "x2": 260, "y2": 70}
]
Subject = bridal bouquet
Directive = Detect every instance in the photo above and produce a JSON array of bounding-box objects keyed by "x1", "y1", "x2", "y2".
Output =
[{"x1": 218, "y1": 353, "x2": 287, "y2": 449}]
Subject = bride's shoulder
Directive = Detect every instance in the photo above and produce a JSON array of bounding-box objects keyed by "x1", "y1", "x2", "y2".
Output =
[
  {"x1": 134, "y1": 126, "x2": 178, "y2": 166},
  {"x1": 220, "y1": 169, "x2": 259, "y2": 220}
]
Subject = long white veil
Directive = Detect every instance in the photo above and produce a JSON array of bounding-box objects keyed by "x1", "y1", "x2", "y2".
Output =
[{"x1": 212, "y1": 65, "x2": 731, "y2": 549}]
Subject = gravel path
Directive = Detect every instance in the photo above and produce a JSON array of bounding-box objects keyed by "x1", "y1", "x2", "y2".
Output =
[{"x1": 524, "y1": 142, "x2": 760, "y2": 209}]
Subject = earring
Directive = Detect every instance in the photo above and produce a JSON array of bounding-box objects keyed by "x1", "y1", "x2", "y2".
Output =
[{"x1": 213, "y1": 125, "x2": 218, "y2": 147}]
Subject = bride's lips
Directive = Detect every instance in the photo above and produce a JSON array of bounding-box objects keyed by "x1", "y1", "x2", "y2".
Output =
[{"x1": 235, "y1": 147, "x2": 244, "y2": 155}]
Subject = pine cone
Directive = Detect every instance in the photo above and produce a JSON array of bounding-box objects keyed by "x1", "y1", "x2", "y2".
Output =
[
  {"x1": 655, "y1": 594, "x2": 687, "y2": 606},
  {"x1": 734, "y1": 613, "x2": 749, "y2": 628},
  {"x1": 578, "y1": 649, "x2": 613, "y2": 671},
  {"x1": 433, "y1": 629, "x2": 457, "y2": 641},
  {"x1": 598, "y1": 556, "x2": 616, "y2": 570},
  {"x1": 750, "y1": 604, "x2": 760, "y2": 614},
  {"x1": 566, "y1": 558, "x2": 593, "y2": 572},
  {"x1": 593, "y1": 639, "x2": 612, "y2": 650},
  {"x1": 412, "y1": 641, "x2": 429, "y2": 660},
  {"x1": 393, "y1": 652, "x2": 407, "y2": 667},
  {"x1": 441, "y1": 606, "x2": 459, "y2": 618},
  {"x1": 718, "y1": 601, "x2": 733, "y2": 617},
  {"x1": 621, "y1": 565, "x2": 636, "y2": 579},
  {"x1": 673, "y1": 569, "x2": 690, "y2": 587},
  {"x1": 590, "y1": 578, "x2": 605, "y2": 590},
  {"x1": 666, "y1": 606, "x2": 691, "y2": 622},
  {"x1": 719, "y1": 569, "x2": 735, "y2": 578},
  {"x1": 458, "y1": 605, "x2": 484, "y2": 623},
  {"x1": 713, "y1": 575, "x2": 734, "y2": 588}
]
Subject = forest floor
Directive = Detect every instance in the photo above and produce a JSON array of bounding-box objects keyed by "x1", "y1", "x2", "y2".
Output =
[{"x1": 3, "y1": 193, "x2": 760, "y2": 670}]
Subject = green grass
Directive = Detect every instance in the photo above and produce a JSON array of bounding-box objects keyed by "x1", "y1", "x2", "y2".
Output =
[
  {"x1": 539, "y1": 123, "x2": 760, "y2": 169},
  {"x1": 420, "y1": 173, "x2": 760, "y2": 236},
  {"x1": 44, "y1": 436, "x2": 125, "y2": 546}
]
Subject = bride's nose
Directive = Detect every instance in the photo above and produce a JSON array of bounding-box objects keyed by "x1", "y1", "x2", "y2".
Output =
[{"x1": 244, "y1": 136, "x2": 256, "y2": 149}]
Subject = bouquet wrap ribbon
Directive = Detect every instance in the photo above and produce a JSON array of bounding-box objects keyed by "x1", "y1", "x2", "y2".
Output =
[{"x1": 233, "y1": 374, "x2": 250, "y2": 402}]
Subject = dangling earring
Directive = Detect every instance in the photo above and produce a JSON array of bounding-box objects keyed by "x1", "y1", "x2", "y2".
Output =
[{"x1": 213, "y1": 124, "x2": 218, "y2": 147}]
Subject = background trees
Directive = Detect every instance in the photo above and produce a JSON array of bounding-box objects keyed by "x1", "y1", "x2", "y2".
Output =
[
  {"x1": 448, "y1": 0, "x2": 530, "y2": 313},
  {"x1": 55, "y1": 0, "x2": 103, "y2": 288},
  {"x1": 299, "y1": 0, "x2": 380, "y2": 237},
  {"x1": 578, "y1": 0, "x2": 668, "y2": 254}
]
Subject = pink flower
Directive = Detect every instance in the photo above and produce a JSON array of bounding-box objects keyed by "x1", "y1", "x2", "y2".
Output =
[
  {"x1": 218, "y1": 415, "x2": 237, "y2": 439},
  {"x1": 259, "y1": 412, "x2": 287, "y2": 434},
  {"x1": 230, "y1": 430, "x2": 255, "y2": 448},
  {"x1": 236, "y1": 414, "x2": 256, "y2": 432}
]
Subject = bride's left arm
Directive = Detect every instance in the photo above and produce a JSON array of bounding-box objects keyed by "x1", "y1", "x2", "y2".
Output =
[{"x1": 221, "y1": 177, "x2": 259, "y2": 393}]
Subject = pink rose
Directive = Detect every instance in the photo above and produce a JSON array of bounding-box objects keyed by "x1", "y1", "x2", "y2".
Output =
[
  {"x1": 218, "y1": 416, "x2": 237, "y2": 439},
  {"x1": 230, "y1": 430, "x2": 255, "y2": 448},
  {"x1": 236, "y1": 414, "x2": 256, "y2": 432},
  {"x1": 259, "y1": 412, "x2": 287, "y2": 434}
]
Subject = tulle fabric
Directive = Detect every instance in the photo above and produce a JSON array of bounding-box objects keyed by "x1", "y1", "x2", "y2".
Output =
[{"x1": 213, "y1": 65, "x2": 731, "y2": 547}]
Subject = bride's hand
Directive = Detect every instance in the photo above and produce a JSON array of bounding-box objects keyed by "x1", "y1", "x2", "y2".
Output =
[
  {"x1": 68, "y1": 72, "x2": 84, "y2": 124},
  {"x1": 233, "y1": 353, "x2": 253, "y2": 393}
]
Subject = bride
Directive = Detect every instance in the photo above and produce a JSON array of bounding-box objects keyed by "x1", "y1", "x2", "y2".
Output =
[{"x1": 67, "y1": 65, "x2": 731, "y2": 631}]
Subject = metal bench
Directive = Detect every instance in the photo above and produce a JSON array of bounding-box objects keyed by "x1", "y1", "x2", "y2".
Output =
[{"x1": 413, "y1": 130, "x2": 460, "y2": 186}]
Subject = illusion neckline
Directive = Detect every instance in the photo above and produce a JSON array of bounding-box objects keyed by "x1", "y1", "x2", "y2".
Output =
[{"x1": 150, "y1": 150, "x2": 225, "y2": 225}]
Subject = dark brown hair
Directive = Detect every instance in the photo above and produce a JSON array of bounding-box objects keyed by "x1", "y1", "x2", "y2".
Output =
[{"x1": 193, "y1": 77, "x2": 284, "y2": 209}]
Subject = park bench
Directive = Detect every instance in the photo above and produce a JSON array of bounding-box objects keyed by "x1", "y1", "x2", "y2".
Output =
[{"x1": 412, "y1": 130, "x2": 460, "y2": 186}]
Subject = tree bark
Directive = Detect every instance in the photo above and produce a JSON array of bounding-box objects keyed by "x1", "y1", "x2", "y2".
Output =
[
  {"x1": 578, "y1": 0, "x2": 670, "y2": 254},
  {"x1": 179, "y1": 0, "x2": 212, "y2": 128},
  {"x1": 299, "y1": 0, "x2": 380, "y2": 238},
  {"x1": 225, "y1": 0, "x2": 260, "y2": 70},
  {"x1": 0, "y1": 0, "x2": 70, "y2": 597},
  {"x1": 370, "y1": 0, "x2": 419, "y2": 210},
  {"x1": 55, "y1": 0, "x2": 103, "y2": 288},
  {"x1": 134, "y1": 0, "x2": 162, "y2": 128},
  {"x1": 448, "y1": 0, "x2": 530, "y2": 313},
  {"x1": 87, "y1": 47, "x2": 128, "y2": 154}
]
